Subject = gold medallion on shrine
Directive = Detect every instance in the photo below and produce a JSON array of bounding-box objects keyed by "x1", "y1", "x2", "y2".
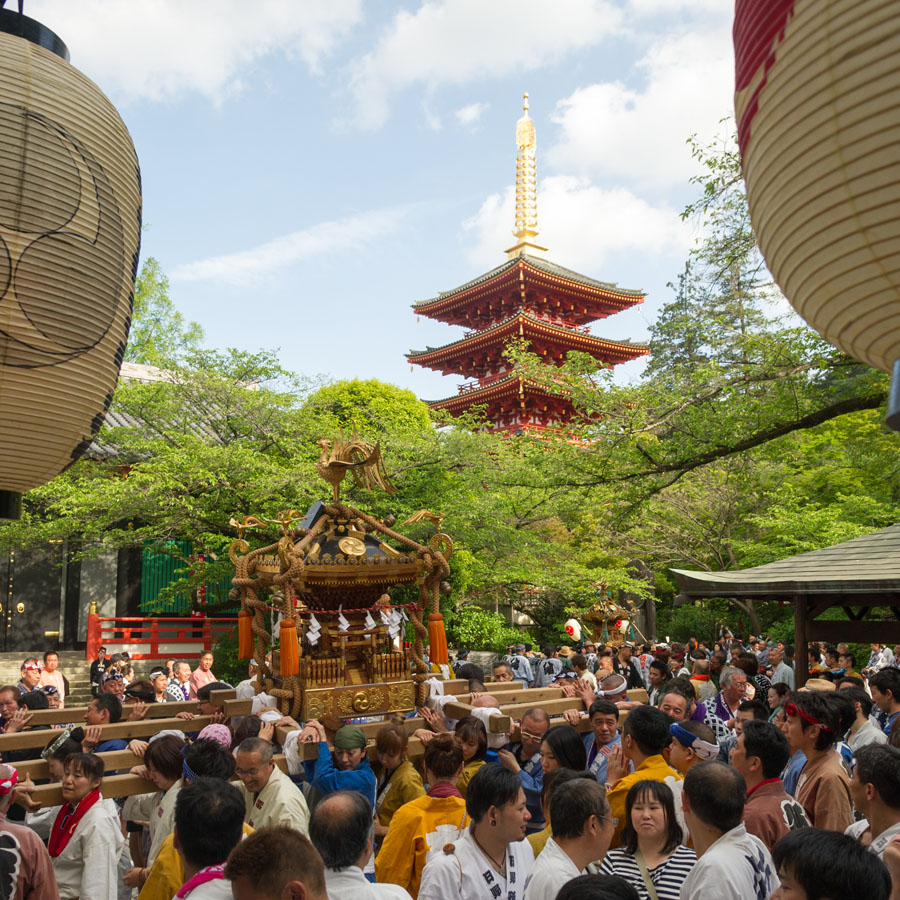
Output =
[{"x1": 338, "y1": 536, "x2": 366, "y2": 557}]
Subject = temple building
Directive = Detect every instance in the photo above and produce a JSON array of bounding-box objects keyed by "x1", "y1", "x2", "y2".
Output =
[{"x1": 407, "y1": 95, "x2": 648, "y2": 435}]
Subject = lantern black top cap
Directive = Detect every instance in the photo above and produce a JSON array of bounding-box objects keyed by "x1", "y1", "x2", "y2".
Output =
[{"x1": 0, "y1": 7, "x2": 69, "y2": 60}]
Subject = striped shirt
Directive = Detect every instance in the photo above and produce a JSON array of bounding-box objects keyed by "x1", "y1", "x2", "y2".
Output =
[{"x1": 596, "y1": 846, "x2": 697, "y2": 900}]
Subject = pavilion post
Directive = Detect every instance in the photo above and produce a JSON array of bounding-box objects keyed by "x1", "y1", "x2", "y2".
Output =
[{"x1": 794, "y1": 594, "x2": 808, "y2": 688}]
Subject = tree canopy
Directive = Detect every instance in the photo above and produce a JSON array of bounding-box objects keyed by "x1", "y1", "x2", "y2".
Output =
[{"x1": 2, "y1": 130, "x2": 897, "y2": 643}]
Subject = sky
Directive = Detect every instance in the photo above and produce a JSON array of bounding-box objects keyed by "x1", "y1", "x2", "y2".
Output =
[{"x1": 34, "y1": 0, "x2": 735, "y2": 401}]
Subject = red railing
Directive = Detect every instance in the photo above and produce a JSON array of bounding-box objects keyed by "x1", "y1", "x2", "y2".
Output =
[{"x1": 86, "y1": 615, "x2": 239, "y2": 661}]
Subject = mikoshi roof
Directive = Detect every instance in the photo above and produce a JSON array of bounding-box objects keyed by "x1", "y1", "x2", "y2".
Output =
[{"x1": 670, "y1": 524, "x2": 900, "y2": 599}]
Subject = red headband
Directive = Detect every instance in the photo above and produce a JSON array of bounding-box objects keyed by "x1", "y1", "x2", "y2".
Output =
[{"x1": 785, "y1": 701, "x2": 833, "y2": 732}]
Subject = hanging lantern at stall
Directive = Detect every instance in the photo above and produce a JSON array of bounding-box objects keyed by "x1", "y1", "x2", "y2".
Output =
[
  {"x1": 0, "y1": 9, "x2": 142, "y2": 519},
  {"x1": 734, "y1": 2, "x2": 900, "y2": 428}
]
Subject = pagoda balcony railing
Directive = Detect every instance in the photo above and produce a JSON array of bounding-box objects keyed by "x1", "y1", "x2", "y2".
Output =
[
  {"x1": 462, "y1": 317, "x2": 593, "y2": 340},
  {"x1": 457, "y1": 371, "x2": 511, "y2": 394}
]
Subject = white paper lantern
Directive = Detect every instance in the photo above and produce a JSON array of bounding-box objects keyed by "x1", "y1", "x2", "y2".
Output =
[
  {"x1": 734, "y1": 2, "x2": 900, "y2": 425},
  {"x1": 0, "y1": 11, "x2": 141, "y2": 518}
]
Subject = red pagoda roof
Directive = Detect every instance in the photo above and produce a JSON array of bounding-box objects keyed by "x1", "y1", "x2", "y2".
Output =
[
  {"x1": 427, "y1": 371, "x2": 564, "y2": 410},
  {"x1": 412, "y1": 254, "x2": 644, "y2": 328},
  {"x1": 408, "y1": 312, "x2": 648, "y2": 375}
]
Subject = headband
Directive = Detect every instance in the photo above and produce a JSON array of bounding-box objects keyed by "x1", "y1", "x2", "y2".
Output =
[
  {"x1": 0, "y1": 768, "x2": 17, "y2": 795},
  {"x1": 669, "y1": 723, "x2": 719, "y2": 761},
  {"x1": 181, "y1": 745, "x2": 200, "y2": 782},
  {"x1": 42, "y1": 727, "x2": 74, "y2": 760},
  {"x1": 785, "y1": 701, "x2": 833, "y2": 732}
]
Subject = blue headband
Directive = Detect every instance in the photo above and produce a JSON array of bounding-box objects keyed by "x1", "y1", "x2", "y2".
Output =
[{"x1": 669, "y1": 722, "x2": 718, "y2": 760}]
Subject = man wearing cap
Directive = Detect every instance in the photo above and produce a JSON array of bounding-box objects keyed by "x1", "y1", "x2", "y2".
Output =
[
  {"x1": 611, "y1": 644, "x2": 644, "y2": 690},
  {"x1": 234, "y1": 736, "x2": 310, "y2": 834},
  {"x1": 90, "y1": 646, "x2": 109, "y2": 698},
  {"x1": 302, "y1": 720, "x2": 377, "y2": 810},
  {"x1": 506, "y1": 644, "x2": 535, "y2": 686}
]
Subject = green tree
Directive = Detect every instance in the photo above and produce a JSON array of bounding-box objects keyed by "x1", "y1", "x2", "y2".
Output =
[{"x1": 126, "y1": 257, "x2": 205, "y2": 365}]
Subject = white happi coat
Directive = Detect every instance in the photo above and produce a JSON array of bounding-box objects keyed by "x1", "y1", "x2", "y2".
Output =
[
  {"x1": 419, "y1": 828, "x2": 534, "y2": 900},
  {"x1": 522, "y1": 837, "x2": 582, "y2": 900},
  {"x1": 51, "y1": 796, "x2": 125, "y2": 900},
  {"x1": 238, "y1": 763, "x2": 310, "y2": 834},
  {"x1": 123, "y1": 778, "x2": 182, "y2": 866},
  {"x1": 325, "y1": 865, "x2": 412, "y2": 900}
]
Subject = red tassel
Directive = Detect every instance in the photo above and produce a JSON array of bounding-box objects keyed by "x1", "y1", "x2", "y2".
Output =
[
  {"x1": 237, "y1": 609, "x2": 253, "y2": 660},
  {"x1": 280, "y1": 617, "x2": 300, "y2": 676},
  {"x1": 428, "y1": 612, "x2": 449, "y2": 665}
]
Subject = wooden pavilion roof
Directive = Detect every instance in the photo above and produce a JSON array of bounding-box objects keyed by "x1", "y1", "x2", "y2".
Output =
[{"x1": 670, "y1": 524, "x2": 900, "y2": 600}]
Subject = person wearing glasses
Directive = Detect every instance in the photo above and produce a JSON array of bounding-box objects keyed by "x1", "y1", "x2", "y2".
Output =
[
  {"x1": 594, "y1": 780, "x2": 696, "y2": 900},
  {"x1": 522, "y1": 779, "x2": 616, "y2": 900},
  {"x1": 782, "y1": 690, "x2": 853, "y2": 831},
  {"x1": 418, "y1": 765, "x2": 534, "y2": 900},
  {"x1": 233, "y1": 736, "x2": 310, "y2": 834},
  {"x1": 497, "y1": 707, "x2": 550, "y2": 834}
]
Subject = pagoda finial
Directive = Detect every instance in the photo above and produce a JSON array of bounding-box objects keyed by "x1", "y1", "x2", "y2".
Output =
[{"x1": 507, "y1": 92, "x2": 547, "y2": 260}]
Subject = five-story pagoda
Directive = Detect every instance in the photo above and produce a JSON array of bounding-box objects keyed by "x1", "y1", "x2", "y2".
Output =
[{"x1": 408, "y1": 95, "x2": 649, "y2": 434}]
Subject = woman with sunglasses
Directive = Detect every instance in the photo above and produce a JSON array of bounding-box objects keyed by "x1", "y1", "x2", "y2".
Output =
[
  {"x1": 50, "y1": 752, "x2": 125, "y2": 900},
  {"x1": 594, "y1": 780, "x2": 695, "y2": 900}
]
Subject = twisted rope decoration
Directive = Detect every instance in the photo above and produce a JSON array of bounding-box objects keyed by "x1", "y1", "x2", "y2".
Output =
[{"x1": 232, "y1": 502, "x2": 451, "y2": 717}]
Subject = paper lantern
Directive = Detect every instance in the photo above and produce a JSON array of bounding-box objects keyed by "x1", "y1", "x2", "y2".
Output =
[
  {"x1": 0, "y1": 10, "x2": 141, "y2": 519},
  {"x1": 564, "y1": 618, "x2": 581, "y2": 641},
  {"x1": 734, "y1": 2, "x2": 900, "y2": 425}
]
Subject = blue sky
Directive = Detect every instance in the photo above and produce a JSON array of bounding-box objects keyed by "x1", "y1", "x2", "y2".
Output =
[{"x1": 36, "y1": 0, "x2": 734, "y2": 400}]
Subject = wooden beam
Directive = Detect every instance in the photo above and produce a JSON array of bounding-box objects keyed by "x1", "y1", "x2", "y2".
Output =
[
  {"x1": 440, "y1": 703, "x2": 511, "y2": 733},
  {"x1": 20, "y1": 696, "x2": 250, "y2": 728},
  {"x1": 0, "y1": 716, "x2": 217, "y2": 751},
  {"x1": 498, "y1": 698, "x2": 584, "y2": 719},
  {"x1": 26, "y1": 756, "x2": 291, "y2": 806}
]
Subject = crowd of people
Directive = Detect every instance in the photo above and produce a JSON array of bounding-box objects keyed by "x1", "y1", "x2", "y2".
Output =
[{"x1": 0, "y1": 634, "x2": 898, "y2": 900}]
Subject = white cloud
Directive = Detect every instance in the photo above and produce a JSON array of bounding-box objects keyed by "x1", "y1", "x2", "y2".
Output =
[
  {"x1": 547, "y1": 27, "x2": 734, "y2": 190},
  {"x1": 347, "y1": 0, "x2": 624, "y2": 129},
  {"x1": 171, "y1": 206, "x2": 408, "y2": 285},
  {"x1": 456, "y1": 101, "x2": 488, "y2": 127},
  {"x1": 462, "y1": 175, "x2": 691, "y2": 272},
  {"x1": 422, "y1": 101, "x2": 443, "y2": 132},
  {"x1": 38, "y1": 0, "x2": 362, "y2": 103}
]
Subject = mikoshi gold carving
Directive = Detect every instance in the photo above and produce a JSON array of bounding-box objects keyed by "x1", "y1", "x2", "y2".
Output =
[
  {"x1": 336, "y1": 687, "x2": 386, "y2": 717},
  {"x1": 231, "y1": 436, "x2": 451, "y2": 715},
  {"x1": 338, "y1": 536, "x2": 367, "y2": 557},
  {"x1": 388, "y1": 682, "x2": 416, "y2": 710}
]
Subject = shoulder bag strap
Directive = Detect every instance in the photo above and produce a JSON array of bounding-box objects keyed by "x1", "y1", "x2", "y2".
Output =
[{"x1": 633, "y1": 850, "x2": 660, "y2": 900}]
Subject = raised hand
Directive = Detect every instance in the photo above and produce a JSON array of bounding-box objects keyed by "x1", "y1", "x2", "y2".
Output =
[
  {"x1": 3, "y1": 710, "x2": 33, "y2": 734},
  {"x1": 81, "y1": 725, "x2": 103, "y2": 752}
]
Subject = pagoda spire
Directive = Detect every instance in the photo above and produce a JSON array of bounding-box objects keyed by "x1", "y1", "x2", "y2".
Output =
[{"x1": 506, "y1": 92, "x2": 548, "y2": 260}]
